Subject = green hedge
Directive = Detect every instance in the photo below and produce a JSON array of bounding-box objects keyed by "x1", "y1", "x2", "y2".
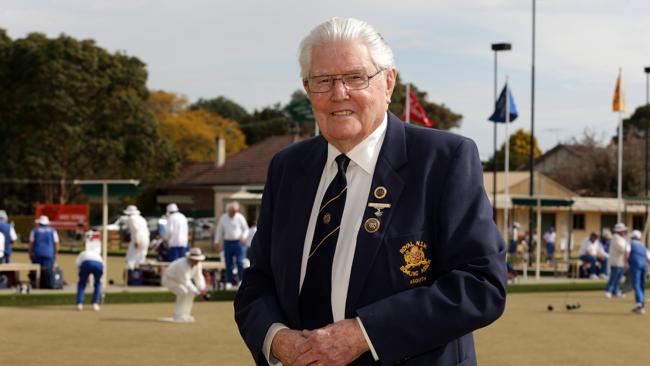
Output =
[{"x1": 0, "y1": 289, "x2": 237, "y2": 307}]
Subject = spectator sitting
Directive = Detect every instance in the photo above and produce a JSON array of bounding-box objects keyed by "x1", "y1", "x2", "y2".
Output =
[{"x1": 579, "y1": 232, "x2": 608, "y2": 279}]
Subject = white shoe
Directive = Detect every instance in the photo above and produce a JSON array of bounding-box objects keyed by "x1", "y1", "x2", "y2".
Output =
[
  {"x1": 615, "y1": 291, "x2": 626, "y2": 299},
  {"x1": 76, "y1": 304, "x2": 83, "y2": 311},
  {"x1": 92, "y1": 303, "x2": 100, "y2": 311},
  {"x1": 599, "y1": 274, "x2": 608, "y2": 280},
  {"x1": 605, "y1": 292, "x2": 612, "y2": 299},
  {"x1": 225, "y1": 283, "x2": 234, "y2": 290},
  {"x1": 589, "y1": 274, "x2": 599, "y2": 280},
  {"x1": 633, "y1": 305, "x2": 646, "y2": 315}
]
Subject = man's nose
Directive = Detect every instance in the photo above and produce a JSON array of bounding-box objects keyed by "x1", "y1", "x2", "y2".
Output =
[{"x1": 330, "y1": 77, "x2": 349, "y2": 100}]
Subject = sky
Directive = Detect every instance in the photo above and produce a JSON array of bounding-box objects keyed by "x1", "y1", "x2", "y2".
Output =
[{"x1": 1, "y1": 0, "x2": 649, "y2": 160}]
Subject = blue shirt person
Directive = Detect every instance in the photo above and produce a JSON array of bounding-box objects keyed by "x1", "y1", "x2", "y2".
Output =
[
  {"x1": 28, "y1": 216, "x2": 60, "y2": 269},
  {"x1": 0, "y1": 210, "x2": 18, "y2": 263},
  {"x1": 627, "y1": 230, "x2": 650, "y2": 315}
]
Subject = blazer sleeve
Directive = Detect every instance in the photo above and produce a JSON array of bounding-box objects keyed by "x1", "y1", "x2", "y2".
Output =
[
  {"x1": 356, "y1": 138, "x2": 507, "y2": 364},
  {"x1": 234, "y1": 156, "x2": 288, "y2": 365}
]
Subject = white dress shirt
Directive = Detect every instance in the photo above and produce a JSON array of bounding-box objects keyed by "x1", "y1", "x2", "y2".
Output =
[
  {"x1": 214, "y1": 212, "x2": 250, "y2": 243},
  {"x1": 263, "y1": 114, "x2": 387, "y2": 365},
  {"x1": 579, "y1": 237, "x2": 606, "y2": 257},
  {"x1": 165, "y1": 212, "x2": 189, "y2": 248}
]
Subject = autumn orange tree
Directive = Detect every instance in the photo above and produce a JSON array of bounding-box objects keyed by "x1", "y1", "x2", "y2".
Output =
[{"x1": 148, "y1": 91, "x2": 246, "y2": 161}]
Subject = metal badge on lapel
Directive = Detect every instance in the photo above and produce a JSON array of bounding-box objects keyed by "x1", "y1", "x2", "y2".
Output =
[
  {"x1": 364, "y1": 218, "x2": 380, "y2": 233},
  {"x1": 373, "y1": 186, "x2": 387, "y2": 199},
  {"x1": 367, "y1": 202, "x2": 391, "y2": 217},
  {"x1": 322, "y1": 212, "x2": 331, "y2": 224}
]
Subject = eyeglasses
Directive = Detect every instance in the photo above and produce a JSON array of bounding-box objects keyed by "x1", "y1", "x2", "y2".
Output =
[{"x1": 305, "y1": 69, "x2": 384, "y2": 93}]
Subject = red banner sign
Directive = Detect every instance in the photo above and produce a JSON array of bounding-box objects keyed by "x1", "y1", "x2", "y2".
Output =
[{"x1": 35, "y1": 203, "x2": 90, "y2": 230}]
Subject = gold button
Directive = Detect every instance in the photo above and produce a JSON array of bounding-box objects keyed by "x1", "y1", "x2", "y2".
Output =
[
  {"x1": 374, "y1": 186, "x2": 387, "y2": 199},
  {"x1": 323, "y1": 212, "x2": 332, "y2": 224},
  {"x1": 364, "y1": 218, "x2": 380, "y2": 233}
]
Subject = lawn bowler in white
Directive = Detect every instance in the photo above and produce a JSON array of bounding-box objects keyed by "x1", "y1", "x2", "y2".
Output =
[
  {"x1": 161, "y1": 247, "x2": 207, "y2": 322},
  {"x1": 123, "y1": 205, "x2": 150, "y2": 270},
  {"x1": 75, "y1": 236, "x2": 104, "y2": 311}
]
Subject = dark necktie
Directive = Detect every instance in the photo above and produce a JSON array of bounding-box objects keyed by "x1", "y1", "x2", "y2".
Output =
[{"x1": 299, "y1": 154, "x2": 350, "y2": 330}]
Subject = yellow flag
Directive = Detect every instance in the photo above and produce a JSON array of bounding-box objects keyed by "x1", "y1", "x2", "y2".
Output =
[{"x1": 613, "y1": 71, "x2": 625, "y2": 112}]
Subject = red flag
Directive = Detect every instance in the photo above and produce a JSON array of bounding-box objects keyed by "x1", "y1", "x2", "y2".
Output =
[{"x1": 402, "y1": 90, "x2": 433, "y2": 127}]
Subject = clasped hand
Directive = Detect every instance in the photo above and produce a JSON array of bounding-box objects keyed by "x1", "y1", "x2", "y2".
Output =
[{"x1": 271, "y1": 319, "x2": 369, "y2": 366}]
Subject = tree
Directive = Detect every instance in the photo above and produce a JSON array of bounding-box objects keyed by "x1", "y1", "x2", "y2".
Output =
[
  {"x1": 0, "y1": 30, "x2": 179, "y2": 212},
  {"x1": 623, "y1": 104, "x2": 650, "y2": 135},
  {"x1": 148, "y1": 91, "x2": 246, "y2": 161},
  {"x1": 239, "y1": 103, "x2": 292, "y2": 145},
  {"x1": 487, "y1": 129, "x2": 542, "y2": 171},
  {"x1": 389, "y1": 74, "x2": 463, "y2": 130},
  {"x1": 189, "y1": 96, "x2": 250, "y2": 122}
]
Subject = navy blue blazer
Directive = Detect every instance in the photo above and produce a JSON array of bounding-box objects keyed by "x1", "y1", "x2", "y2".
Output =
[{"x1": 234, "y1": 112, "x2": 507, "y2": 366}]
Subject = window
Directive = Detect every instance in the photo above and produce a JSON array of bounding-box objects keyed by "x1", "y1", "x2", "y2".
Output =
[
  {"x1": 573, "y1": 214, "x2": 585, "y2": 230},
  {"x1": 633, "y1": 215, "x2": 645, "y2": 231}
]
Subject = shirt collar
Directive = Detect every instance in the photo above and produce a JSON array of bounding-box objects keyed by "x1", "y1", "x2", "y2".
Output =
[{"x1": 326, "y1": 113, "x2": 388, "y2": 175}]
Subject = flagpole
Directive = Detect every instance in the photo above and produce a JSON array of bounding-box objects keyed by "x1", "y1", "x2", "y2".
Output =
[
  {"x1": 504, "y1": 79, "x2": 510, "y2": 251},
  {"x1": 405, "y1": 84, "x2": 411, "y2": 124},
  {"x1": 617, "y1": 68, "x2": 623, "y2": 223}
]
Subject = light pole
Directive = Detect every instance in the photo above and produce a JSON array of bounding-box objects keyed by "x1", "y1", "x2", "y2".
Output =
[
  {"x1": 491, "y1": 42, "x2": 512, "y2": 223},
  {"x1": 643, "y1": 67, "x2": 650, "y2": 220}
]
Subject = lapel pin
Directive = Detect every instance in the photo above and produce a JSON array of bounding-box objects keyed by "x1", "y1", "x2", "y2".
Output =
[
  {"x1": 368, "y1": 202, "x2": 391, "y2": 217},
  {"x1": 364, "y1": 217, "x2": 381, "y2": 233},
  {"x1": 373, "y1": 186, "x2": 388, "y2": 199},
  {"x1": 322, "y1": 212, "x2": 332, "y2": 224}
]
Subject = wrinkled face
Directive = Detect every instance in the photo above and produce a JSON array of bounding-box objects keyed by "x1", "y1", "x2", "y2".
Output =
[{"x1": 305, "y1": 41, "x2": 396, "y2": 152}]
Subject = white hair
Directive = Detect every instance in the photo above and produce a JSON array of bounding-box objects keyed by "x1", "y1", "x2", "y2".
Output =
[
  {"x1": 226, "y1": 201, "x2": 240, "y2": 211},
  {"x1": 298, "y1": 17, "x2": 396, "y2": 79}
]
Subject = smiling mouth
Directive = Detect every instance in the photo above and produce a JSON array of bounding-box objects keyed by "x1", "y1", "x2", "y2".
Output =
[{"x1": 331, "y1": 110, "x2": 353, "y2": 116}]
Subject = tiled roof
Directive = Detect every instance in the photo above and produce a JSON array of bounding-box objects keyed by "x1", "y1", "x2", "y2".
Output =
[{"x1": 182, "y1": 134, "x2": 309, "y2": 186}]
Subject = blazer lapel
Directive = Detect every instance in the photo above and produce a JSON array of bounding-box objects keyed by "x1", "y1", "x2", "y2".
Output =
[
  {"x1": 282, "y1": 137, "x2": 327, "y2": 327},
  {"x1": 346, "y1": 113, "x2": 408, "y2": 314}
]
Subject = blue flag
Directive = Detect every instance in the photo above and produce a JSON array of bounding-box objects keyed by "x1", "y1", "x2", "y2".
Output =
[{"x1": 489, "y1": 83, "x2": 518, "y2": 123}]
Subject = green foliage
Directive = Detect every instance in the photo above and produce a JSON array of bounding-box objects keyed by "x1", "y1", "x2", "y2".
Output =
[
  {"x1": 487, "y1": 129, "x2": 542, "y2": 171},
  {"x1": 0, "y1": 30, "x2": 180, "y2": 213},
  {"x1": 623, "y1": 104, "x2": 650, "y2": 135},
  {"x1": 239, "y1": 103, "x2": 292, "y2": 145},
  {"x1": 389, "y1": 74, "x2": 463, "y2": 130},
  {"x1": 189, "y1": 95, "x2": 250, "y2": 122}
]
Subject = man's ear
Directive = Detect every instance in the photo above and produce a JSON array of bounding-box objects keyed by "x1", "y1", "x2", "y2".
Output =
[{"x1": 385, "y1": 68, "x2": 397, "y2": 103}]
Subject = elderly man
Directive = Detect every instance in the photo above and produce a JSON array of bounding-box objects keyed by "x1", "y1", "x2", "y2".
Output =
[
  {"x1": 0, "y1": 210, "x2": 17, "y2": 263},
  {"x1": 579, "y1": 232, "x2": 608, "y2": 279},
  {"x1": 234, "y1": 17, "x2": 506, "y2": 366},
  {"x1": 29, "y1": 215, "x2": 60, "y2": 270},
  {"x1": 161, "y1": 247, "x2": 207, "y2": 322},
  {"x1": 164, "y1": 203, "x2": 189, "y2": 262},
  {"x1": 123, "y1": 205, "x2": 150, "y2": 270},
  {"x1": 214, "y1": 201, "x2": 250, "y2": 288},
  {"x1": 605, "y1": 223, "x2": 627, "y2": 296}
]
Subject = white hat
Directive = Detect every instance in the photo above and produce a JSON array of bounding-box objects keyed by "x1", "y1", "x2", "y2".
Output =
[
  {"x1": 632, "y1": 230, "x2": 642, "y2": 240},
  {"x1": 166, "y1": 203, "x2": 179, "y2": 214},
  {"x1": 35, "y1": 215, "x2": 50, "y2": 225},
  {"x1": 0, "y1": 210, "x2": 7, "y2": 221},
  {"x1": 123, "y1": 205, "x2": 140, "y2": 216},
  {"x1": 187, "y1": 247, "x2": 206, "y2": 261},
  {"x1": 613, "y1": 223, "x2": 627, "y2": 233}
]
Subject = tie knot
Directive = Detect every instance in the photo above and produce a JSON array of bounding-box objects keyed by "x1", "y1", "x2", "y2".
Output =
[{"x1": 335, "y1": 154, "x2": 350, "y2": 174}]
